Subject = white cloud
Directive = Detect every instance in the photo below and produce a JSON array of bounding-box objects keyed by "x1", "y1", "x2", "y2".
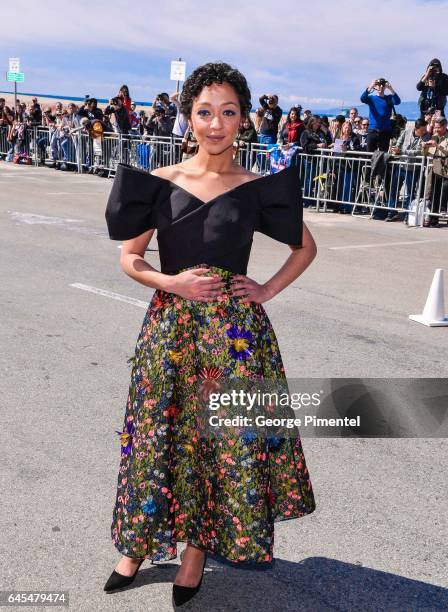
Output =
[{"x1": 2, "y1": 0, "x2": 448, "y2": 107}]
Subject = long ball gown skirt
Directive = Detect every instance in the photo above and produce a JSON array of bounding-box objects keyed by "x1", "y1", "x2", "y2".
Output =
[{"x1": 111, "y1": 264, "x2": 316, "y2": 565}]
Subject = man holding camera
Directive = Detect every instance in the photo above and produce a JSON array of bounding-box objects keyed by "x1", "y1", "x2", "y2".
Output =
[
  {"x1": 417, "y1": 59, "x2": 448, "y2": 118},
  {"x1": 77, "y1": 97, "x2": 104, "y2": 122},
  {"x1": 360, "y1": 78, "x2": 401, "y2": 152},
  {"x1": 105, "y1": 97, "x2": 131, "y2": 135},
  {"x1": 258, "y1": 94, "x2": 282, "y2": 173},
  {"x1": 258, "y1": 94, "x2": 283, "y2": 145},
  {"x1": 153, "y1": 93, "x2": 177, "y2": 126}
]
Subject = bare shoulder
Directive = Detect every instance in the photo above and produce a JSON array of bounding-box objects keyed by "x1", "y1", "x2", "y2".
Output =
[
  {"x1": 234, "y1": 168, "x2": 260, "y2": 185},
  {"x1": 150, "y1": 163, "x2": 188, "y2": 181}
]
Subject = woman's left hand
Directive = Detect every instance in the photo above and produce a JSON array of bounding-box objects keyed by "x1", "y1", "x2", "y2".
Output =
[{"x1": 230, "y1": 275, "x2": 271, "y2": 303}]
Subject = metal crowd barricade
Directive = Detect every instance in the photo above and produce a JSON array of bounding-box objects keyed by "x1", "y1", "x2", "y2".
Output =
[
  {"x1": 424, "y1": 158, "x2": 448, "y2": 224},
  {"x1": 292, "y1": 148, "x2": 432, "y2": 224},
  {"x1": 1, "y1": 126, "x2": 447, "y2": 228}
]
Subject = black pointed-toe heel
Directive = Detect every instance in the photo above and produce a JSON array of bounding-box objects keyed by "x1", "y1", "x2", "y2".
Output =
[
  {"x1": 104, "y1": 557, "x2": 148, "y2": 592},
  {"x1": 172, "y1": 551, "x2": 207, "y2": 607}
]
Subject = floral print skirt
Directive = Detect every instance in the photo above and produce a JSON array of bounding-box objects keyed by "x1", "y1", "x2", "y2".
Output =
[{"x1": 111, "y1": 265, "x2": 316, "y2": 565}]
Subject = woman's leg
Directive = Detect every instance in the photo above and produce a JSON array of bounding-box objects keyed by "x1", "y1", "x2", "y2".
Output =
[
  {"x1": 113, "y1": 555, "x2": 145, "y2": 576},
  {"x1": 174, "y1": 544, "x2": 206, "y2": 587},
  {"x1": 342, "y1": 168, "x2": 354, "y2": 212}
]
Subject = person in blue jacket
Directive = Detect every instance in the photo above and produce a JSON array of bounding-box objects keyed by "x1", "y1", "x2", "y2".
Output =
[{"x1": 360, "y1": 78, "x2": 401, "y2": 152}]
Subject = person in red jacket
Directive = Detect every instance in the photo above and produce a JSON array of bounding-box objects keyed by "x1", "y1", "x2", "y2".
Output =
[
  {"x1": 118, "y1": 85, "x2": 132, "y2": 120},
  {"x1": 278, "y1": 106, "x2": 304, "y2": 146}
]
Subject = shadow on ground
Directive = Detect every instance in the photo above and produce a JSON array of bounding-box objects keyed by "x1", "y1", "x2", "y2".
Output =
[{"x1": 103, "y1": 555, "x2": 448, "y2": 611}]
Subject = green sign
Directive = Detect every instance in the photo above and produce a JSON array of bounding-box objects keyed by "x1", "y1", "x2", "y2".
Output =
[{"x1": 6, "y1": 71, "x2": 25, "y2": 82}]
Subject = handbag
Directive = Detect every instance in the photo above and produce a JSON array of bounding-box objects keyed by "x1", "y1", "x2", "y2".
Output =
[{"x1": 181, "y1": 128, "x2": 199, "y2": 156}]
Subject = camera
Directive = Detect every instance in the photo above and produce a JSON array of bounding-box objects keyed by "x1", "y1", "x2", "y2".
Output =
[
  {"x1": 428, "y1": 65, "x2": 440, "y2": 78},
  {"x1": 376, "y1": 78, "x2": 387, "y2": 87}
]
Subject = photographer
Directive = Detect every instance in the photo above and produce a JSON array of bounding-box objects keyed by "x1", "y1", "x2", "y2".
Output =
[
  {"x1": 77, "y1": 97, "x2": 104, "y2": 122},
  {"x1": 153, "y1": 93, "x2": 177, "y2": 125},
  {"x1": 258, "y1": 94, "x2": 283, "y2": 145},
  {"x1": 28, "y1": 97, "x2": 42, "y2": 126},
  {"x1": 146, "y1": 106, "x2": 173, "y2": 168},
  {"x1": 257, "y1": 93, "x2": 283, "y2": 173},
  {"x1": 104, "y1": 97, "x2": 131, "y2": 166},
  {"x1": 147, "y1": 106, "x2": 173, "y2": 137},
  {"x1": 117, "y1": 85, "x2": 132, "y2": 119},
  {"x1": 417, "y1": 59, "x2": 448, "y2": 118},
  {"x1": 360, "y1": 78, "x2": 401, "y2": 152},
  {"x1": 36, "y1": 107, "x2": 56, "y2": 165},
  {"x1": 105, "y1": 97, "x2": 131, "y2": 135}
]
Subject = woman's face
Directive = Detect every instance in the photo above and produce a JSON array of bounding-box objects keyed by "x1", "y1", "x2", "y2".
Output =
[
  {"x1": 342, "y1": 123, "x2": 352, "y2": 137},
  {"x1": 189, "y1": 81, "x2": 241, "y2": 155},
  {"x1": 290, "y1": 110, "x2": 297, "y2": 122},
  {"x1": 242, "y1": 118, "x2": 251, "y2": 129}
]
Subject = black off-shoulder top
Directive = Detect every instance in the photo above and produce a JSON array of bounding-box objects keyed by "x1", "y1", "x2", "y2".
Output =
[{"x1": 105, "y1": 163, "x2": 303, "y2": 275}]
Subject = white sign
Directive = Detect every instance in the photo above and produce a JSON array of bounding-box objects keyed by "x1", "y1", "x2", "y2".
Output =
[
  {"x1": 9, "y1": 57, "x2": 20, "y2": 73},
  {"x1": 170, "y1": 60, "x2": 186, "y2": 82}
]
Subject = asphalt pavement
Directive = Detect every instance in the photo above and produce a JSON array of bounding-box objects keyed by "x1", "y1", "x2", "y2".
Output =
[{"x1": 1, "y1": 162, "x2": 447, "y2": 611}]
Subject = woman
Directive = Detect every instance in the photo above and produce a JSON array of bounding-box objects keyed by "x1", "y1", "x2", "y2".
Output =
[
  {"x1": 118, "y1": 84, "x2": 132, "y2": 119},
  {"x1": 417, "y1": 59, "x2": 448, "y2": 118},
  {"x1": 278, "y1": 106, "x2": 304, "y2": 146},
  {"x1": 235, "y1": 115, "x2": 258, "y2": 169},
  {"x1": 334, "y1": 121, "x2": 361, "y2": 212},
  {"x1": 329, "y1": 115, "x2": 346, "y2": 141},
  {"x1": 104, "y1": 62, "x2": 317, "y2": 607},
  {"x1": 275, "y1": 107, "x2": 305, "y2": 171},
  {"x1": 300, "y1": 115, "x2": 331, "y2": 207}
]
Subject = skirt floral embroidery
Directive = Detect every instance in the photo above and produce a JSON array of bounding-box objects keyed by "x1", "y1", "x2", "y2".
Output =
[{"x1": 111, "y1": 265, "x2": 316, "y2": 564}]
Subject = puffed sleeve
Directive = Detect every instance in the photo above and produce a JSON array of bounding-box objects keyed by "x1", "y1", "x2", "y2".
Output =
[
  {"x1": 256, "y1": 166, "x2": 303, "y2": 246},
  {"x1": 105, "y1": 163, "x2": 162, "y2": 240}
]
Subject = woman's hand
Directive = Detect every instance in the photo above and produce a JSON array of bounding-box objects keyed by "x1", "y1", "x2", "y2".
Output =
[
  {"x1": 170, "y1": 268, "x2": 226, "y2": 302},
  {"x1": 230, "y1": 274, "x2": 271, "y2": 304}
]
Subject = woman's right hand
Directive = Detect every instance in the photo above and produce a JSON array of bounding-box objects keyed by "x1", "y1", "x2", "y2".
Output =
[{"x1": 170, "y1": 268, "x2": 227, "y2": 302}]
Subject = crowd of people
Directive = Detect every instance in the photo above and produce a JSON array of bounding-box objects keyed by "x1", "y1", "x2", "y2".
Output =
[{"x1": 1, "y1": 58, "x2": 447, "y2": 225}]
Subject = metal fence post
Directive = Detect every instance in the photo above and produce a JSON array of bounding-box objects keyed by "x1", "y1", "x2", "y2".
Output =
[
  {"x1": 76, "y1": 132, "x2": 82, "y2": 173},
  {"x1": 33, "y1": 126, "x2": 38, "y2": 166},
  {"x1": 418, "y1": 155, "x2": 428, "y2": 228},
  {"x1": 316, "y1": 154, "x2": 324, "y2": 212}
]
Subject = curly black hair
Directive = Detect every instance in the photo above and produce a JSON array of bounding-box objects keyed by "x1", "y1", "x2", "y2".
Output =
[{"x1": 180, "y1": 62, "x2": 252, "y2": 119}]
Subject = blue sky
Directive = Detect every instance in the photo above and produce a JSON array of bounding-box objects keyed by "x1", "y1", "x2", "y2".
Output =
[{"x1": 2, "y1": 0, "x2": 448, "y2": 111}]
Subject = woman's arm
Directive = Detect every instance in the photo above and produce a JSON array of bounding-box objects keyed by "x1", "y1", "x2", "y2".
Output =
[
  {"x1": 120, "y1": 229, "x2": 174, "y2": 291},
  {"x1": 119, "y1": 228, "x2": 227, "y2": 301},
  {"x1": 230, "y1": 222, "x2": 317, "y2": 303}
]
